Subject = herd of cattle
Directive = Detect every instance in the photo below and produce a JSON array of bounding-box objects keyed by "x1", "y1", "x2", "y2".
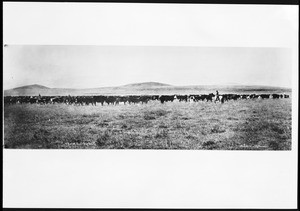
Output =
[{"x1": 4, "y1": 93, "x2": 289, "y2": 106}]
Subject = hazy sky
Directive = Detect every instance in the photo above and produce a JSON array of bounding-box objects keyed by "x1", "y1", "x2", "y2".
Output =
[
  {"x1": 4, "y1": 45, "x2": 291, "y2": 89},
  {"x1": 3, "y1": 3, "x2": 297, "y2": 89},
  {"x1": 3, "y1": 45, "x2": 292, "y2": 89}
]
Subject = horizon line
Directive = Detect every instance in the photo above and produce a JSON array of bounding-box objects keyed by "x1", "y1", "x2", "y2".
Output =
[{"x1": 4, "y1": 82, "x2": 292, "y2": 91}]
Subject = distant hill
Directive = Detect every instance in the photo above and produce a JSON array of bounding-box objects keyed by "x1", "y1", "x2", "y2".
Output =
[
  {"x1": 4, "y1": 83, "x2": 292, "y2": 96},
  {"x1": 13, "y1": 84, "x2": 50, "y2": 90},
  {"x1": 5, "y1": 84, "x2": 52, "y2": 96},
  {"x1": 122, "y1": 82, "x2": 172, "y2": 87}
]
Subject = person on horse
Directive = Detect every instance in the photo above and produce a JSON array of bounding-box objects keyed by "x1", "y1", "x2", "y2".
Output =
[{"x1": 37, "y1": 94, "x2": 42, "y2": 104}]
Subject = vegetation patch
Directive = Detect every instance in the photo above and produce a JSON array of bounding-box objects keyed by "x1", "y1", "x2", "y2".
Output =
[
  {"x1": 211, "y1": 125, "x2": 226, "y2": 133},
  {"x1": 96, "y1": 130, "x2": 113, "y2": 147},
  {"x1": 202, "y1": 140, "x2": 218, "y2": 149},
  {"x1": 155, "y1": 129, "x2": 169, "y2": 139},
  {"x1": 4, "y1": 98, "x2": 292, "y2": 150}
]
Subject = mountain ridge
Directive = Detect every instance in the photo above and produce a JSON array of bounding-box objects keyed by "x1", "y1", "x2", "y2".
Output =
[
  {"x1": 13, "y1": 84, "x2": 50, "y2": 90},
  {"x1": 4, "y1": 82, "x2": 292, "y2": 96},
  {"x1": 122, "y1": 82, "x2": 172, "y2": 87}
]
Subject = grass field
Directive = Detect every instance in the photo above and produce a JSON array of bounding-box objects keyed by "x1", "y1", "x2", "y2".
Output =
[{"x1": 3, "y1": 98, "x2": 292, "y2": 150}]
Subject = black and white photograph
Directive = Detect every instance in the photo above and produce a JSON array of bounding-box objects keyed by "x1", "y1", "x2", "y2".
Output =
[
  {"x1": 3, "y1": 2, "x2": 298, "y2": 209},
  {"x1": 3, "y1": 45, "x2": 293, "y2": 150}
]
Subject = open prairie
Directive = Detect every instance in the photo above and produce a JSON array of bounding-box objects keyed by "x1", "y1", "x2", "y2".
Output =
[{"x1": 4, "y1": 97, "x2": 292, "y2": 150}]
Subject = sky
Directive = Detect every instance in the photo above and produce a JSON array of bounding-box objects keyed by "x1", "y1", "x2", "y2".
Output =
[
  {"x1": 3, "y1": 45, "x2": 292, "y2": 89},
  {"x1": 3, "y1": 3, "x2": 297, "y2": 90}
]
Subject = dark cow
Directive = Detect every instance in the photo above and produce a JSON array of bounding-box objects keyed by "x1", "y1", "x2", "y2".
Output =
[
  {"x1": 29, "y1": 96, "x2": 38, "y2": 104},
  {"x1": 229, "y1": 94, "x2": 240, "y2": 100},
  {"x1": 139, "y1": 95, "x2": 152, "y2": 104},
  {"x1": 272, "y1": 94, "x2": 280, "y2": 99},
  {"x1": 239, "y1": 94, "x2": 249, "y2": 100},
  {"x1": 127, "y1": 95, "x2": 140, "y2": 104},
  {"x1": 94, "y1": 96, "x2": 106, "y2": 106},
  {"x1": 50, "y1": 96, "x2": 64, "y2": 104},
  {"x1": 84, "y1": 96, "x2": 96, "y2": 105},
  {"x1": 159, "y1": 95, "x2": 176, "y2": 104},
  {"x1": 64, "y1": 95, "x2": 76, "y2": 105},
  {"x1": 4, "y1": 92, "x2": 288, "y2": 106},
  {"x1": 37, "y1": 96, "x2": 52, "y2": 104},
  {"x1": 105, "y1": 96, "x2": 117, "y2": 105},
  {"x1": 176, "y1": 95, "x2": 189, "y2": 102},
  {"x1": 205, "y1": 93, "x2": 215, "y2": 102},
  {"x1": 249, "y1": 94, "x2": 259, "y2": 99},
  {"x1": 151, "y1": 95, "x2": 160, "y2": 101},
  {"x1": 220, "y1": 94, "x2": 230, "y2": 103},
  {"x1": 4, "y1": 96, "x2": 15, "y2": 105},
  {"x1": 114, "y1": 96, "x2": 128, "y2": 105},
  {"x1": 189, "y1": 95, "x2": 198, "y2": 102},
  {"x1": 259, "y1": 94, "x2": 271, "y2": 99}
]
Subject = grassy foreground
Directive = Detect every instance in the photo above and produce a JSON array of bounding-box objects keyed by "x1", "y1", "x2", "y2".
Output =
[{"x1": 4, "y1": 99, "x2": 292, "y2": 150}]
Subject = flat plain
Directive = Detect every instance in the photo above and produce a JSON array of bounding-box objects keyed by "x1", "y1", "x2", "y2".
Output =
[{"x1": 4, "y1": 97, "x2": 292, "y2": 150}]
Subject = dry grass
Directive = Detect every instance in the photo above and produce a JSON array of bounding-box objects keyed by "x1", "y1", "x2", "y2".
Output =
[{"x1": 4, "y1": 98, "x2": 292, "y2": 150}]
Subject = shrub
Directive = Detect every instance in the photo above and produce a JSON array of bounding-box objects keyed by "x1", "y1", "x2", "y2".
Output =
[
  {"x1": 270, "y1": 124, "x2": 285, "y2": 134},
  {"x1": 202, "y1": 140, "x2": 217, "y2": 149},
  {"x1": 143, "y1": 109, "x2": 170, "y2": 120},
  {"x1": 158, "y1": 124, "x2": 168, "y2": 128},
  {"x1": 143, "y1": 114, "x2": 156, "y2": 120},
  {"x1": 211, "y1": 125, "x2": 226, "y2": 133},
  {"x1": 152, "y1": 109, "x2": 169, "y2": 117},
  {"x1": 268, "y1": 141, "x2": 280, "y2": 150},
  {"x1": 96, "y1": 130, "x2": 111, "y2": 147},
  {"x1": 155, "y1": 129, "x2": 169, "y2": 139}
]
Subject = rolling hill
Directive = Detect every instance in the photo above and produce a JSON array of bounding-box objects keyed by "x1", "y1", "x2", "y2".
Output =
[
  {"x1": 4, "y1": 82, "x2": 292, "y2": 96},
  {"x1": 12, "y1": 84, "x2": 50, "y2": 90},
  {"x1": 122, "y1": 82, "x2": 172, "y2": 88}
]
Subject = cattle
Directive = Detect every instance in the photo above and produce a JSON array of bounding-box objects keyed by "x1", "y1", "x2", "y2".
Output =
[
  {"x1": 220, "y1": 94, "x2": 230, "y2": 103},
  {"x1": 189, "y1": 95, "x2": 198, "y2": 102},
  {"x1": 204, "y1": 93, "x2": 215, "y2": 102},
  {"x1": 159, "y1": 95, "x2": 176, "y2": 104},
  {"x1": 93, "y1": 96, "x2": 106, "y2": 106},
  {"x1": 104, "y1": 96, "x2": 116, "y2": 105},
  {"x1": 239, "y1": 94, "x2": 249, "y2": 100},
  {"x1": 214, "y1": 95, "x2": 224, "y2": 103},
  {"x1": 272, "y1": 94, "x2": 280, "y2": 99},
  {"x1": 36, "y1": 96, "x2": 52, "y2": 104},
  {"x1": 192, "y1": 94, "x2": 205, "y2": 102},
  {"x1": 176, "y1": 95, "x2": 189, "y2": 102},
  {"x1": 189, "y1": 94, "x2": 206, "y2": 102},
  {"x1": 4, "y1": 96, "x2": 15, "y2": 105},
  {"x1": 139, "y1": 95, "x2": 152, "y2": 104},
  {"x1": 50, "y1": 96, "x2": 63, "y2": 104},
  {"x1": 229, "y1": 94, "x2": 240, "y2": 100},
  {"x1": 259, "y1": 94, "x2": 271, "y2": 99},
  {"x1": 151, "y1": 95, "x2": 160, "y2": 101},
  {"x1": 249, "y1": 94, "x2": 259, "y2": 99},
  {"x1": 63, "y1": 95, "x2": 75, "y2": 105},
  {"x1": 29, "y1": 96, "x2": 38, "y2": 104},
  {"x1": 127, "y1": 96, "x2": 140, "y2": 104},
  {"x1": 3, "y1": 92, "x2": 289, "y2": 106},
  {"x1": 74, "y1": 96, "x2": 83, "y2": 105},
  {"x1": 83, "y1": 96, "x2": 96, "y2": 106},
  {"x1": 114, "y1": 96, "x2": 128, "y2": 105}
]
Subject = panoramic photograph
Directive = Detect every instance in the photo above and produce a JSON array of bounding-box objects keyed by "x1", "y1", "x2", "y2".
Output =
[
  {"x1": 3, "y1": 45, "x2": 292, "y2": 150},
  {"x1": 3, "y1": 2, "x2": 298, "y2": 210}
]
